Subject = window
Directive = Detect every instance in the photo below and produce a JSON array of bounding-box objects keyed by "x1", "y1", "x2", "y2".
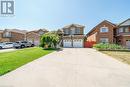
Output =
[
  {"x1": 39, "y1": 31, "x2": 44, "y2": 35},
  {"x1": 100, "y1": 38, "x2": 109, "y2": 43},
  {"x1": 70, "y1": 27, "x2": 75, "y2": 35},
  {"x1": 3, "y1": 32, "x2": 11, "y2": 37},
  {"x1": 125, "y1": 27, "x2": 129, "y2": 32},
  {"x1": 100, "y1": 27, "x2": 108, "y2": 32},
  {"x1": 64, "y1": 29, "x2": 69, "y2": 34},
  {"x1": 70, "y1": 29, "x2": 75, "y2": 35},
  {"x1": 75, "y1": 28, "x2": 80, "y2": 34},
  {"x1": 119, "y1": 28, "x2": 123, "y2": 33}
]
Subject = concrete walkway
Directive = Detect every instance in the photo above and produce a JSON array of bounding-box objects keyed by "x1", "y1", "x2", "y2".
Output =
[
  {"x1": 0, "y1": 48, "x2": 16, "y2": 53},
  {"x1": 0, "y1": 48, "x2": 130, "y2": 87}
]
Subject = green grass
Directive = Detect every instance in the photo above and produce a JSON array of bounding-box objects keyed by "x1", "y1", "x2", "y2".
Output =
[
  {"x1": 0, "y1": 47, "x2": 54, "y2": 76},
  {"x1": 101, "y1": 51, "x2": 130, "y2": 65}
]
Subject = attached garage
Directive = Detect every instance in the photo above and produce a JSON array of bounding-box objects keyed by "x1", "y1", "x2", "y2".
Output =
[
  {"x1": 63, "y1": 35, "x2": 84, "y2": 48},
  {"x1": 28, "y1": 40, "x2": 40, "y2": 46},
  {"x1": 63, "y1": 39, "x2": 72, "y2": 48},
  {"x1": 26, "y1": 32, "x2": 40, "y2": 46},
  {"x1": 63, "y1": 39, "x2": 83, "y2": 48},
  {"x1": 73, "y1": 39, "x2": 83, "y2": 48}
]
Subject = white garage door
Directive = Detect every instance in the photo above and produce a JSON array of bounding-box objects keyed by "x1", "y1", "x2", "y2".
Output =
[
  {"x1": 73, "y1": 39, "x2": 83, "y2": 48},
  {"x1": 126, "y1": 40, "x2": 130, "y2": 48},
  {"x1": 63, "y1": 39, "x2": 72, "y2": 48}
]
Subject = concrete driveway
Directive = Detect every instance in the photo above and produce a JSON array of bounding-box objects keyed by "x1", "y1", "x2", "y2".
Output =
[{"x1": 0, "y1": 48, "x2": 130, "y2": 87}]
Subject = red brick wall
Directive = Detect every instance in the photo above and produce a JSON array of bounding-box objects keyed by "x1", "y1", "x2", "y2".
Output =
[
  {"x1": 10, "y1": 32, "x2": 25, "y2": 42},
  {"x1": 87, "y1": 21, "x2": 116, "y2": 44}
]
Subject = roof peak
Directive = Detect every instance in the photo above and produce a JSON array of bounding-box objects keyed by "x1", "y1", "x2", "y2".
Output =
[
  {"x1": 63, "y1": 24, "x2": 85, "y2": 28},
  {"x1": 86, "y1": 20, "x2": 116, "y2": 36},
  {"x1": 118, "y1": 18, "x2": 130, "y2": 26}
]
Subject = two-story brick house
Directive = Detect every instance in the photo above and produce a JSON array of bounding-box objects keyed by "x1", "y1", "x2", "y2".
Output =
[
  {"x1": 116, "y1": 18, "x2": 130, "y2": 48},
  {"x1": 87, "y1": 20, "x2": 116, "y2": 44},
  {"x1": 62, "y1": 24, "x2": 85, "y2": 48},
  {"x1": 26, "y1": 29, "x2": 48, "y2": 45},
  {"x1": 0, "y1": 29, "x2": 27, "y2": 42}
]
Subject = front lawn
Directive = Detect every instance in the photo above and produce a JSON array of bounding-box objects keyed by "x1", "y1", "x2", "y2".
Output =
[
  {"x1": 0, "y1": 47, "x2": 54, "y2": 76},
  {"x1": 101, "y1": 51, "x2": 130, "y2": 65}
]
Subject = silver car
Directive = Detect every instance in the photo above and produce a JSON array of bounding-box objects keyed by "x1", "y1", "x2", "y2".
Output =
[
  {"x1": 0, "y1": 42, "x2": 14, "y2": 49},
  {"x1": 13, "y1": 41, "x2": 34, "y2": 48}
]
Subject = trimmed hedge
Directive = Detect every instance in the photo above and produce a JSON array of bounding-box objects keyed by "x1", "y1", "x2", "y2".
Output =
[{"x1": 93, "y1": 43, "x2": 125, "y2": 50}]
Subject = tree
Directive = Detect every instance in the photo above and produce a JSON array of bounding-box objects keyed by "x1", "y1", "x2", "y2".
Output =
[{"x1": 40, "y1": 32, "x2": 60, "y2": 48}]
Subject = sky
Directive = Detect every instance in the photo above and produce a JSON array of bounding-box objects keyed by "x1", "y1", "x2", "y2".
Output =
[{"x1": 0, "y1": 0, "x2": 130, "y2": 34}]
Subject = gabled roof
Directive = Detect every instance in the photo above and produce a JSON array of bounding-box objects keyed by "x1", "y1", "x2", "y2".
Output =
[
  {"x1": 26, "y1": 31, "x2": 40, "y2": 36},
  {"x1": 86, "y1": 20, "x2": 116, "y2": 36},
  {"x1": 30, "y1": 29, "x2": 48, "y2": 33},
  {"x1": 4, "y1": 29, "x2": 27, "y2": 34},
  {"x1": 27, "y1": 29, "x2": 48, "y2": 33},
  {"x1": 63, "y1": 24, "x2": 85, "y2": 29},
  {"x1": 37, "y1": 29, "x2": 48, "y2": 32},
  {"x1": 118, "y1": 18, "x2": 130, "y2": 27}
]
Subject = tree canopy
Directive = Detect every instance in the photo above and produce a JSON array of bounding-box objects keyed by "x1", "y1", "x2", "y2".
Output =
[{"x1": 40, "y1": 32, "x2": 60, "y2": 48}]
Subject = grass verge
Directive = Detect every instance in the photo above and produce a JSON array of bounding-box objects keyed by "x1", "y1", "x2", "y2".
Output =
[{"x1": 101, "y1": 51, "x2": 130, "y2": 65}]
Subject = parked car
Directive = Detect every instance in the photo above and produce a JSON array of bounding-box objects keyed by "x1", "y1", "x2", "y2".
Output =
[
  {"x1": 0, "y1": 42, "x2": 14, "y2": 49},
  {"x1": 13, "y1": 41, "x2": 34, "y2": 48}
]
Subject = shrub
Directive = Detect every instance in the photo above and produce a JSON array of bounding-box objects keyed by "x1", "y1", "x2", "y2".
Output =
[
  {"x1": 93, "y1": 43, "x2": 124, "y2": 50},
  {"x1": 40, "y1": 32, "x2": 60, "y2": 48}
]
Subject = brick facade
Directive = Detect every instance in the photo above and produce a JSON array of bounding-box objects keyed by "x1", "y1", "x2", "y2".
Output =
[
  {"x1": 26, "y1": 29, "x2": 48, "y2": 45},
  {"x1": 87, "y1": 20, "x2": 116, "y2": 44},
  {"x1": 116, "y1": 19, "x2": 130, "y2": 47},
  {"x1": 10, "y1": 32, "x2": 25, "y2": 42},
  {"x1": 0, "y1": 29, "x2": 26, "y2": 42}
]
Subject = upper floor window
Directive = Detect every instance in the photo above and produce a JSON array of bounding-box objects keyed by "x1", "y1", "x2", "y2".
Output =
[
  {"x1": 75, "y1": 28, "x2": 80, "y2": 34},
  {"x1": 39, "y1": 31, "x2": 44, "y2": 35},
  {"x1": 125, "y1": 27, "x2": 129, "y2": 32},
  {"x1": 119, "y1": 28, "x2": 123, "y2": 33},
  {"x1": 3, "y1": 32, "x2": 11, "y2": 37},
  {"x1": 70, "y1": 27, "x2": 75, "y2": 35},
  {"x1": 64, "y1": 29, "x2": 69, "y2": 34},
  {"x1": 100, "y1": 27, "x2": 108, "y2": 33},
  {"x1": 70, "y1": 29, "x2": 75, "y2": 35}
]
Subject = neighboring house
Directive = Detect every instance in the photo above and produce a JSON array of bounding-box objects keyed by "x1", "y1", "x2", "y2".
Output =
[
  {"x1": 62, "y1": 24, "x2": 85, "y2": 48},
  {"x1": 0, "y1": 29, "x2": 27, "y2": 42},
  {"x1": 86, "y1": 20, "x2": 116, "y2": 44},
  {"x1": 0, "y1": 30, "x2": 4, "y2": 42},
  {"x1": 26, "y1": 29, "x2": 48, "y2": 45},
  {"x1": 116, "y1": 18, "x2": 130, "y2": 48}
]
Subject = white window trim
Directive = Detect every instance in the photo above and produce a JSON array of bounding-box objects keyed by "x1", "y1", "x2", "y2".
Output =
[
  {"x1": 100, "y1": 27, "x2": 109, "y2": 33},
  {"x1": 100, "y1": 38, "x2": 109, "y2": 43}
]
